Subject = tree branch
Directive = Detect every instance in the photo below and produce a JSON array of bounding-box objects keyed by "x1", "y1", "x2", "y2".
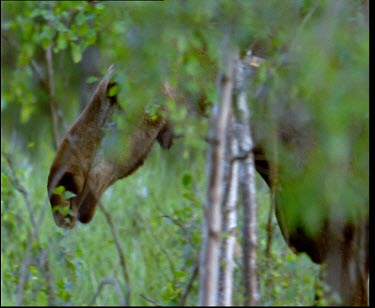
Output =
[
  {"x1": 179, "y1": 260, "x2": 199, "y2": 306},
  {"x1": 233, "y1": 53, "x2": 259, "y2": 306},
  {"x1": 45, "y1": 45, "x2": 61, "y2": 149},
  {"x1": 2, "y1": 152, "x2": 38, "y2": 238},
  {"x1": 1, "y1": 28, "x2": 46, "y2": 84},
  {"x1": 265, "y1": 191, "x2": 276, "y2": 259},
  {"x1": 198, "y1": 47, "x2": 236, "y2": 306},
  {"x1": 88, "y1": 278, "x2": 126, "y2": 306},
  {"x1": 140, "y1": 294, "x2": 162, "y2": 306},
  {"x1": 1, "y1": 28, "x2": 66, "y2": 149},
  {"x1": 139, "y1": 215, "x2": 176, "y2": 277},
  {"x1": 2, "y1": 152, "x2": 54, "y2": 306},
  {"x1": 99, "y1": 202, "x2": 131, "y2": 306}
]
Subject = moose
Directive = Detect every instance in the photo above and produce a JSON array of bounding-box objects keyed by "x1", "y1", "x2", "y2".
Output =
[{"x1": 47, "y1": 66, "x2": 368, "y2": 305}]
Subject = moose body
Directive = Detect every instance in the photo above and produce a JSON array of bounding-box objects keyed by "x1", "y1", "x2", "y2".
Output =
[
  {"x1": 47, "y1": 67, "x2": 368, "y2": 305},
  {"x1": 251, "y1": 99, "x2": 368, "y2": 305},
  {"x1": 253, "y1": 129, "x2": 368, "y2": 306}
]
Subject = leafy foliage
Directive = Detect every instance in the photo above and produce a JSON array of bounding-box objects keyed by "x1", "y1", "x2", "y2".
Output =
[{"x1": 1, "y1": 0, "x2": 368, "y2": 306}]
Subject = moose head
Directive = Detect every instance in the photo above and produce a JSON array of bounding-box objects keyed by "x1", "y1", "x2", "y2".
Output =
[{"x1": 47, "y1": 66, "x2": 173, "y2": 229}]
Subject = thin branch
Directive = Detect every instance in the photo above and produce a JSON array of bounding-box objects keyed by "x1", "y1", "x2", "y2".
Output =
[
  {"x1": 153, "y1": 201, "x2": 195, "y2": 248},
  {"x1": 265, "y1": 191, "x2": 276, "y2": 259},
  {"x1": 2, "y1": 29, "x2": 66, "y2": 147},
  {"x1": 15, "y1": 234, "x2": 33, "y2": 306},
  {"x1": 140, "y1": 294, "x2": 162, "y2": 306},
  {"x1": 199, "y1": 47, "x2": 236, "y2": 306},
  {"x1": 139, "y1": 215, "x2": 176, "y2": 277},
  {"x1": 2, "y1": 152, "x2": 38, "y2": 238},
  {"x1": 290, "y1": 2, "x2": 319, "y2": 51},
  {"x1": 179, "y1": 259, "x2": 199, "y2": 306},
  {"x1": 88, "y1": 278, "x2": 126, "y2": 306},
  {"x1": 99, "y1": 202, "x2": 131, "y2": 306},
  {"x1": 15, "y1": 199, "x2": 50, "y2": 306},
  {"x1": 2, "y1": 152, "x2": 54, "y2": 305},
  {"x1": 39, "y1": 248, "x2": 55, "y2": 306},
  {"x1": 45, "y1": 45, "x2": 60, "y2": 149},
  {"x1": 1, "y1": 28, "x2": 46, "y2": 84}
]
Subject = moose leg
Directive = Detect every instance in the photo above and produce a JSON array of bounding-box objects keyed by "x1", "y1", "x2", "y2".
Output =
[{"x1": 320, "y1": 220, "x2": 368, "y2": 306}]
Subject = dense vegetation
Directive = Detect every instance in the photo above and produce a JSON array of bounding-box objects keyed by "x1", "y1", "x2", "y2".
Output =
[{"x1": 1, "y1": 1, "x2": 368, "y2": 306}]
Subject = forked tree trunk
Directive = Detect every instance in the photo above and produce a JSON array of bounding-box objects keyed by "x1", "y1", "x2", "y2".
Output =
[
  {"x1": 234, "y1": 55, "x2": 259, "y2": 306},
  {"x1": 199, "y1": 49, "x2": 260, "y2": 306},
  {"x1": 198, "y1": 51, "x2": 235, "y2": 306}
]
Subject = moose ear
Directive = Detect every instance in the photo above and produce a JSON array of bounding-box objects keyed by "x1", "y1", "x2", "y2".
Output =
[{"x1": 93, "y1": 65, "x2": 117, "y2": 102}]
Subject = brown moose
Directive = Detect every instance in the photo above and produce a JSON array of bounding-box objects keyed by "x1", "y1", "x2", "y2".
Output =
[
  {"x1": 47, "y1": 65, "x2": 368, "y2": 305},
  {"x1": 252, "y1": 103, "x2": 369, "y2": 306},
  {"x1": 47, "y1": 66, "x2": 172, "y2": 228}
]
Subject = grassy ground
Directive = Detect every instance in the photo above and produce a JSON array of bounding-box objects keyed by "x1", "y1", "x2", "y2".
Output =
[{"x1": 1, "y1": 140, "x2": 318, "y2": 306}]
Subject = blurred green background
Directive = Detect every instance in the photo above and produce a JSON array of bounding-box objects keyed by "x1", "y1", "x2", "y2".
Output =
[{"x1": 1, "y1": 1, "x2": 368, "y2": 305}]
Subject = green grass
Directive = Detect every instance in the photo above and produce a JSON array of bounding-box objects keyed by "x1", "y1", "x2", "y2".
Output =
[{"x1": 1, "y1": 140, "x2": 318, "y2": 306}]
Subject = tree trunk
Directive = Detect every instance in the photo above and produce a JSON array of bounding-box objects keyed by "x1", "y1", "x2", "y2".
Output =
[
  {"x1": 234, "y1": 55, "x2": 259, "y2": 306},
  {"x1": 218, "y1": 117, "x2": 239, "y2": 306},
  {"x1": 198, "y1": 51, "x2": 235, "y2": 306}
]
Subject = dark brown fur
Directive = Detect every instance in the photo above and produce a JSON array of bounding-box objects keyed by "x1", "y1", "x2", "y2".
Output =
[{"x1": 253, "y1": 108, "x2": 369, "y2": 306}]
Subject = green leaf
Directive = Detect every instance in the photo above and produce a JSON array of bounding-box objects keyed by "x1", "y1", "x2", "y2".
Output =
[
  {"x1": 20, "y1": 104, "x2": 34, "y2": 124},
  {"x1": 86, "y1": 76, "x2": 100, "y2": 84},
  {"x1": 27, "y1": 142, "x2": 35, "y2": 149},
  {"x1": 108, "y1": 84, "x2": 119, "y2": 97},
  {"x1": 52, "y1": 205, "x2": 73, "y2": 216},
  {"x1": 71, "y1": 42, "x2": 82, "y2": 63},
  {"x1": 63, "y1": 191, "x2": 76, "y2": 200},
  {"x1": 174, "y1": 270, "x2": 186, "y2": 279},
  {"x1": 182, "y1": 173, "x2": 193, "y2": 187},
  {"x1": 52, "y1": 185, "x2": 65, "y2": 195},
  {"x1": 41, "y1": 25, "x2": 55, "y2": 49},
  {"x1": 75, "y1": 12, "x2": 87, "y2": 26},
  {"x1": 94, "y1": 2, "x2": 105, "y2": 10},
  {"x1": 86, "y1": 28, "x2": 97, "y2": 45},
  {"x1": 57, "y1": 32, "x2": 68, "y2": 50},
  {"x1": 29, "y1": 265, "x2": 38, "y2": 275}
]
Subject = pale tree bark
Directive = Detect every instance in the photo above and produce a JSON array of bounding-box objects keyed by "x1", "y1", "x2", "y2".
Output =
[
  {"x1": 199, "y1": 49, "x2": 261, "y2": 306},
  {"x1": 198, "y1": 50, "x2": 235, "y2": 306},
  {"x1": 234, "y1": 54, "x2": 259, "y2": 306},
  {"x1": 238, "y1": 142, "x2": 259, "y2": 306},
  {"x1": 218, "y1": 116, "x2": 239, "y2": 306}
]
